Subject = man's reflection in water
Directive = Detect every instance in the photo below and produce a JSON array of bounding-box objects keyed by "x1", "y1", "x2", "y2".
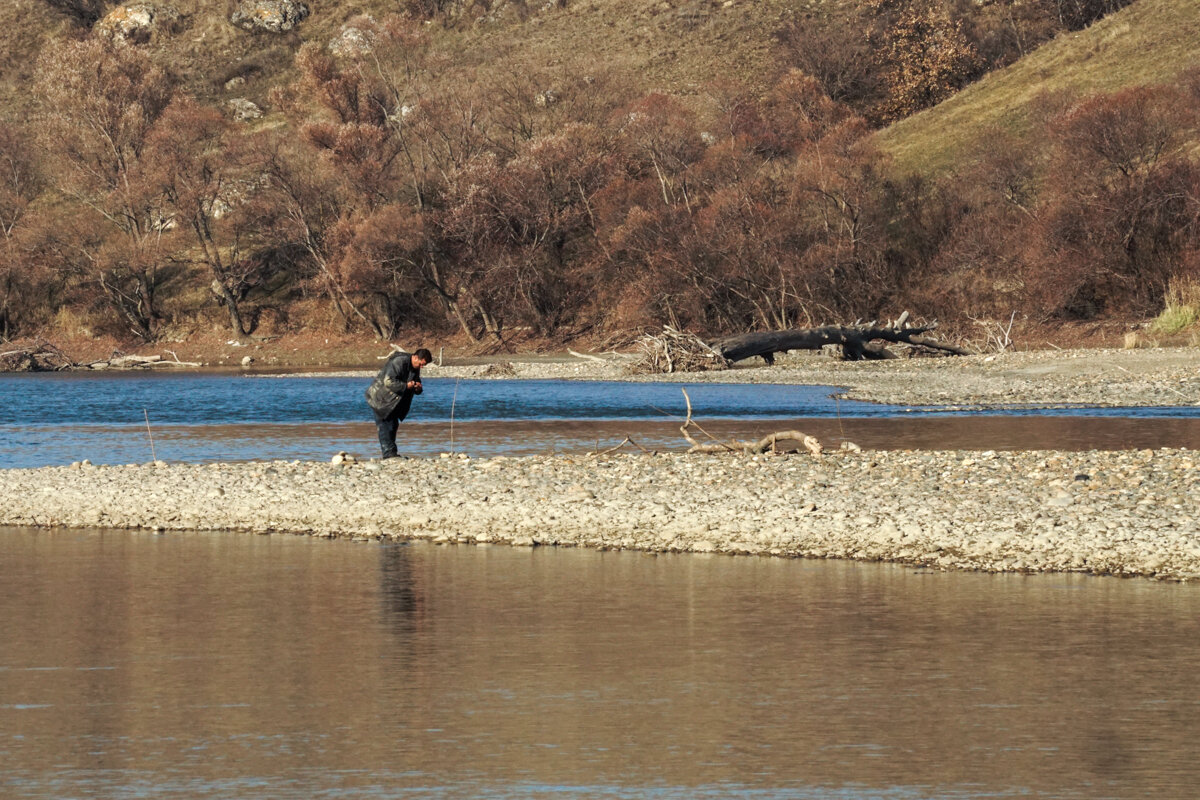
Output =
[{"x1": 379, "y1": 543, "x2": 424, "y2": 647}]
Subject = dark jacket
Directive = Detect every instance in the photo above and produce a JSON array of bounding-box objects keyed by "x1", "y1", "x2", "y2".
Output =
[{"x1": 365, "y1": 351, "x2": 423, "y2": 419}]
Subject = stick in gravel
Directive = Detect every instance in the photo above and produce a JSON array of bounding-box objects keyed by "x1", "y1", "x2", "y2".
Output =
[
  {"x1": 591, "y1": 437, "x2": 653, "y2": 456},
  {"x1": 144, "y1": 408, "x2": 157, "y2": 463},
  {"x1": 567, "y1": 348, "x2": 609, "y2": 364},
  {"x1": 679, "y1": 389, "x2": 740, "y2": 453},
  {"x1": 450, "y1": 378, "x2": 461, "y2": 454}
]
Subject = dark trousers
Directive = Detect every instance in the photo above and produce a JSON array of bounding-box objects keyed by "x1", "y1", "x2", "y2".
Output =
[
  {"x1": 372, "y1": 391, "x2": 413, "y2": 459},
  {"x1": 375, "y1": 413, "x2": 400, "y2": 458}
]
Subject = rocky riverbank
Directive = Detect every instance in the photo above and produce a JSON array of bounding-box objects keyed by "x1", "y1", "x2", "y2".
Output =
[
  {"x1": 3, "y1": 446, "x2": 1198, "y2": 581},
  {"x1": 371, "y1": 345, "x2": 1200, "y2": 409}
]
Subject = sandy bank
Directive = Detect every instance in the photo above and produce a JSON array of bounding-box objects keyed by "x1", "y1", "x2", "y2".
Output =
[
  {"x1": 4, "y1": 448, "x2": 1198, "y2": 581},
  {"x1": 302, "y1": 346, "x2": 1200, "y2": 409}
]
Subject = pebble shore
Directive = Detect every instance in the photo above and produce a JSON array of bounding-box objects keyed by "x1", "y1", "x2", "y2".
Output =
[
  {"x1": 7, "y1": 346, "x2": 1200, "y2": 579},
  {"x1": 2, "y1": 446, "x2": 1198, "y2": 580}
]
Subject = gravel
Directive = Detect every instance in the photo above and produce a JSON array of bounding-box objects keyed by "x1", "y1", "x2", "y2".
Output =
[{"x1": 3, "y1": 447, "x2": 1198, "y2": 581}]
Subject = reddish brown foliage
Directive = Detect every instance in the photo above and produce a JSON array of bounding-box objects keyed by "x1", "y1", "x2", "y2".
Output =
[{"x1": 5, "y1": 19, "x2": 1198, "y2": 352}]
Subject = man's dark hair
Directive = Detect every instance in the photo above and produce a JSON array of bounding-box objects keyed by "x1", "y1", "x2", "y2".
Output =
[{"x1": 414, "y1": 348, "x2": 433, "y2": 362}]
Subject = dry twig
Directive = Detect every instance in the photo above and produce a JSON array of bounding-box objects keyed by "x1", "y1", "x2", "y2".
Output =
[{"x1": 679, "y1": 389, "x2": 823, "y2": 456}]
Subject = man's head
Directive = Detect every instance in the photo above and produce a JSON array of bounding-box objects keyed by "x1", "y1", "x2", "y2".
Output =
[{"x1": 412, "y1": 348, "x2": 432, "y2": 368}]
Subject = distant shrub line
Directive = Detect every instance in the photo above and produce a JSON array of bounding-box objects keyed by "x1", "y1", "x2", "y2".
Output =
[{"x1": 2, "y1": 8, "x2": 1198, "y2": 347}]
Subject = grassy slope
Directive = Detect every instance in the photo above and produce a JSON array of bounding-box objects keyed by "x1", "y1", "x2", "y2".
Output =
[
  {"x1": 875, "y1": 0, "x2": 1200, "y2": 177},
  {"x1": 11, "y1": 1, "x2": 1194, "y2": 168},
  {"x1": 0, "y1": 0, "x2": 806, "y2": 119}
]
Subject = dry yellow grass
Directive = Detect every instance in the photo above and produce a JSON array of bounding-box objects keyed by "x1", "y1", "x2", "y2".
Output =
[
  {"x1": 2, "y1": 0, "x2": 812, "y2": 119},
  {"x1": 9, "y1": 1, "x2": 1189, "y2": 178},
  {"x1": 874, "y1": 0, "x2": 1200, "y2": 177}
]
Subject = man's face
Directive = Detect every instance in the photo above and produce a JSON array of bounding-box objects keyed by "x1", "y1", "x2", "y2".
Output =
[{"x1": 412, "y1": 356, "x2": 428, "y2": 369}]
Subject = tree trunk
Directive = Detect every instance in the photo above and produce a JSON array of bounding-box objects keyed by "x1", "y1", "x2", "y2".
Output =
[
  {"x1": 211, "y1": 279, "x2": 250, "y2": 336},
  {"x1": 712, "y1": 323, "x2": 971, "y2": 363}
]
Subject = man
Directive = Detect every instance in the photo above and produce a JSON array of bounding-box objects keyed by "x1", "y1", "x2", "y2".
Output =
[{"x1": 365, "y1": 347, "x2": 432, "y2": 459}]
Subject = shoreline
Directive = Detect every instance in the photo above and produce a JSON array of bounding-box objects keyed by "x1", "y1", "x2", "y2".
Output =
[
  {"x1": 290, "y1": 345, "x2": 1200, "y2": 410},
  {"x1": 5, "y1": 344, "x2": 1200, "y2": 581},
  {"x1": 2, "y1": 446, "x2": 1197, "y2": 582}
]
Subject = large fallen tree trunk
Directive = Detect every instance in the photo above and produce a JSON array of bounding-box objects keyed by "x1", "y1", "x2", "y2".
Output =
[{"x1": 712, "y1": 319, "x2": 972, "y2": 363}]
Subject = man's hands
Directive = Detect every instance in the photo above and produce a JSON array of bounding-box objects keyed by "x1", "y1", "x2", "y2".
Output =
[{"x1": 407, "y1": 379, "x2": 423, "y2": 394}]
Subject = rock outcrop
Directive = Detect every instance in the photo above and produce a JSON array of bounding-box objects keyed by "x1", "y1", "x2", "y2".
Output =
[
  {"x1": 227, "y1": 98, "x2": 263, "y2": 122},
  {"x1": 95, "y1": 3, "x2": 183, "y2": 44},
  {"x1": 328, "y1": 17, "x2": 377, "y2": 57},
  {"x1": 229, "y1": 0, "x2": 310, "y2": 33}
]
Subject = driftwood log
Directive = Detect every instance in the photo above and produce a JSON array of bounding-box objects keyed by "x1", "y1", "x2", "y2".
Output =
[
  {"x1": 679, "y1": 389, "x2": 825, "y2": 456},
  {"x1": 0, "y1": 340, "x2": 204, "y2": 372},
  {"x1": 84, "y1": 352, "x2": 201, "y2": 370},
  {"x1": 712, "y1": 316, "x2": 971, "y2": 364}
]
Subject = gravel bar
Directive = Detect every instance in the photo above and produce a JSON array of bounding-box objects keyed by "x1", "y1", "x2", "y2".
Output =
[{"x1": 3, "y1": 447, "x2": 1198, "y2": 581}]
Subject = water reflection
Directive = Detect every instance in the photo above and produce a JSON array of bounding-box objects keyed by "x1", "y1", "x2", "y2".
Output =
[
  {"x1": 379, "y1": 543, "x2": 423, "y2": 641},
  {"x1": 4, "y1": 529, "x2": 1200, "y2": 799}
]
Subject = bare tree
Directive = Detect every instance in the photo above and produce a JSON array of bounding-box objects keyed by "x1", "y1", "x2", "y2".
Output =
[
  {"x1": 33, "y1": 39, "x2": 176, "y2": 341},
  {"x1": 0, "y1": 123, "x2": 47, "y2": 339}
]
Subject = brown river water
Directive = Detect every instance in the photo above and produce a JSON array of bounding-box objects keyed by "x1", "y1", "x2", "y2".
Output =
[
  {"x1": 119, "y1": 415, "x2": 1200, "y2": 463},
  {"x1": 3, "y1": 528, "x2": 1199, "y2": 799}
]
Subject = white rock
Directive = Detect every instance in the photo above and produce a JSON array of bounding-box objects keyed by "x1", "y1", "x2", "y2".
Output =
[
  {"x1": 228, "y1": 98, "x2": 263, "y2": 122},
  {"x1": 230, "y1": 0, "x2": 309, "y2": 33},
  {"x1": 96, "y1": 4, "x2": 183, "y2": 45}
]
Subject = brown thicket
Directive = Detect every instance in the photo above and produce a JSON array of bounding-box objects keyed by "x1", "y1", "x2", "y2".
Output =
[
  {"x1": 0, "y1": 123, "x2": 48, "y2": 340},
  {"x1": 33, "y1": 39, "x2": 176, "y2": 341},
  {"x1": 778, "y1": 0, "x2": 1135, "y2": 124},
  {"x1": 144, "y1": 99, "x2": 264, "y2": 336},
  {"x1": 1024, "y1": 86, "x2": 1200, "y2": 317},
  {"x1": 1, "y1": 9, "x2": 1194, "y2": 351}
]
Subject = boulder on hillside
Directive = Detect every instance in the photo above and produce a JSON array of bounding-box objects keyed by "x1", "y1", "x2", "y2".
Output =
[
  {"x1": 230, "y1": 0, "x2": 310, "y2": 33},
  {"x1": 227, "y1": 98, "x2": 263, "y2": 122},
  {"x1": 328, "y1": 16, "x2": 377, "y2": 57},
  {"x1": 96, "y1": 4, "x2": 183, "y2": 44}
]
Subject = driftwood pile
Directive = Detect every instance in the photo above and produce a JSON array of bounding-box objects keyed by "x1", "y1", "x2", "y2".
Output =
[
  {"x1": 84, "y1": 352, "x2": 202, "y2": 370},
  {"x1": 630, "y1": 326, "x2": 729, "y2": 374},
  {"x1": 0, "y1": 339, "x2": 201, "y2": 372},
  {"x1": 0, "y1": 340, "x2": 77, "y2": 372}
]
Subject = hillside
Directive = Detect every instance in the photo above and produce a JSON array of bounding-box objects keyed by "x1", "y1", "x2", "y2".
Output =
[
  {"x1": 874, "y1": 0, "x2": 1200, "y2": 177},
  {"x1": 4, "y1": 0, "x2": 1198, "y2": 358},
  {"x1": 0, "y1": 0, "x2": 809, "y2": 120}
]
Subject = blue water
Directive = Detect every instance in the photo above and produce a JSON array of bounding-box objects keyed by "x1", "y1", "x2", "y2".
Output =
[
  {"x1": 5, "y1": 372, "x2": 1200, "y2": 426},
  {"x1": 0, "y1": 372, "x2": 880, "y2": 426},
  {"x1": 2, "y1": 372, "x2": 1199, "y2": 468}
]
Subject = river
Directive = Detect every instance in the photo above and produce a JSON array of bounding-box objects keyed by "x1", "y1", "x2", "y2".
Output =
[
  {"x1": 4, "y1": 373, "x2": 1200, "y2": 467},
  {"x1": 3, "y1": 528, "x2": 1198, "y2": 799}
]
